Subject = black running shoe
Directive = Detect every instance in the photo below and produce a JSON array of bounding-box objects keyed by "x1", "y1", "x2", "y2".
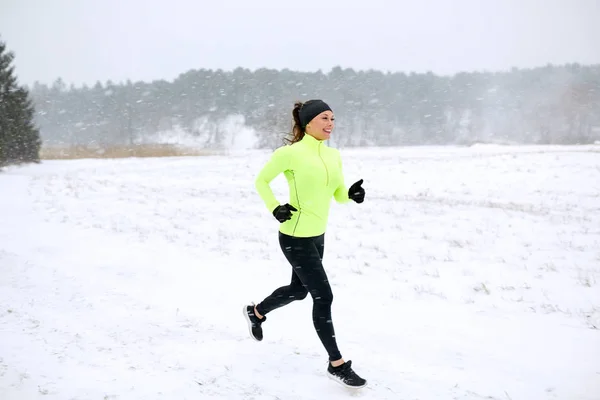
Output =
[
  {"x1": 243, "y1": 304, "x2": 266, "y2": 341},
  {"x1": 327, "y1": 360, "x2": 367, "y2": 388}
]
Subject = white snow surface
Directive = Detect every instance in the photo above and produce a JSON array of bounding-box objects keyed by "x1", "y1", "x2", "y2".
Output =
[{"x1": 1, "y1": 144, "x2": 599, "y2": 400}]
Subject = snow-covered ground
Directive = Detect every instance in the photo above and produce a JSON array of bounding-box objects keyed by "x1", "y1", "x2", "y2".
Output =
[{"x1": 1, "y1": 144, "x2": 599, "y2": 400}]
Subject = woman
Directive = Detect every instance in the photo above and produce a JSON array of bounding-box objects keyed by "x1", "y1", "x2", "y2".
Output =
[{"x1": 243, "y1": 99, "x2": 367, "y2": 389}]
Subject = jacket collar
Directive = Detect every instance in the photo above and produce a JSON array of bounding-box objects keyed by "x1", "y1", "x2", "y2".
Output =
[{"x1": 300, "y1": 133, "x2": 325, "y2": 149}]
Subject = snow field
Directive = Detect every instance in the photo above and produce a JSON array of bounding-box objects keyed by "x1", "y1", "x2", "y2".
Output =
[{"x1": 1, "y1": 144, "x2": 599, "y2": 399}]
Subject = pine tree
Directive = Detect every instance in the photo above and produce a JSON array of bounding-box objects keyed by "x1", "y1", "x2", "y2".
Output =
[{"x1": 0, "y1": 37, "x2": 41, "y2": 168}]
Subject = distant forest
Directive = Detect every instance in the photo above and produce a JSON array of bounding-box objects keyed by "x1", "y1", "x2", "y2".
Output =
[{"x1": 27, "y1": 63, "x2": 600, "y2": 149}]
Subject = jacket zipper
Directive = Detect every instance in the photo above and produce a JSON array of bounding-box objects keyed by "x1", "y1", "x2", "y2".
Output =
[
  {"x1": 291, "y1": 171, "x2": 301, "y2": 236},
  {"x1": 318, "y1": 143, "x2": 329, "y2": 186}
]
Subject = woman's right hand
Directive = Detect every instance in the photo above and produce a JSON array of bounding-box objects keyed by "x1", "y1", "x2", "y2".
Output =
[{"x1": 272, "y1": 203, "x2": 298, "y2": 223}]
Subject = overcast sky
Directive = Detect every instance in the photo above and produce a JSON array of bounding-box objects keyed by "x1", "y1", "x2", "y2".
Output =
[{"x1": 1, "y1": 0, "x2": 599, "y2": 87}]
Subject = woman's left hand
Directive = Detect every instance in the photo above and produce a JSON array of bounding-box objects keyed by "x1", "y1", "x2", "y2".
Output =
[{"x1": 348, "y1": 179, "x2": 365, "y2": 203}]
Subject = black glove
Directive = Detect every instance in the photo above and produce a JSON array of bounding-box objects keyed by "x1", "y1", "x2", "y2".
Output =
[
  {"x1": 348, "y1": 179, "x2": 365, "y2": 203},
  {"x1": 272, "y1": 203, "x2": 298, "y2": 223}
]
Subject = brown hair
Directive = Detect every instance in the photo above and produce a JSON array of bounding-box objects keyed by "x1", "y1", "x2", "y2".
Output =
[{"x1": 285, "y1": 101, "x2": 305, "y2": 144}]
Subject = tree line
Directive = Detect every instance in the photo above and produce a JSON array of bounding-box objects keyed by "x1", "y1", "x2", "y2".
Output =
[{"x1": 29, "y1": 63, "x2": 600, "y2": 150}]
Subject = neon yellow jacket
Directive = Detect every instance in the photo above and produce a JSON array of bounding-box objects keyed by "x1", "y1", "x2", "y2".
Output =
[{"x1": 255, "y1": 133, "x2": 351, "y2": 237}]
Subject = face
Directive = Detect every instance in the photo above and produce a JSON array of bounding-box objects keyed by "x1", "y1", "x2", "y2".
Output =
[{"x1": 305, "y1": 110, "x2": 335, "y2": 141}]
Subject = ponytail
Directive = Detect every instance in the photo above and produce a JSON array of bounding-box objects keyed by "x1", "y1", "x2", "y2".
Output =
[{"x1": 285, "y1": 101, "x2": 305, "y2": 144}]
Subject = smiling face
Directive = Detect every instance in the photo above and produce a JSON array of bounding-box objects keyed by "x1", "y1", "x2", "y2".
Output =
[{"x1": 305, "y1": 110, "x2": 335, "y2": 141}]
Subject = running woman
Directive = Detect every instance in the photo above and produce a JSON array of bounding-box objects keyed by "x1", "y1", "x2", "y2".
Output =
[{"x1": 243, "y1": 99, "x2": 367, "y2": 389}]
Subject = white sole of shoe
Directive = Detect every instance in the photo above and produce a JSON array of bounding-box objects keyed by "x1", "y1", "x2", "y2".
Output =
[
  {"x1": 242, "y1": 305, "x2": 261, "y2": 342},
  {"x1": 326, "y1": 371, "x2": 367, "y2": 389}
]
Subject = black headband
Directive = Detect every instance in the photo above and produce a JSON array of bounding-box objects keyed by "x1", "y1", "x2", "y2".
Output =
[{"x1": 298, "y1": 100, "x2": 332, "y2": 128}]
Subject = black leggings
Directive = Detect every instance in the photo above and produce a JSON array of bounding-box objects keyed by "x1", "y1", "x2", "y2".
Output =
[{"x1": 256, "y1": 232, "x2": 342, "y2": 362}]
